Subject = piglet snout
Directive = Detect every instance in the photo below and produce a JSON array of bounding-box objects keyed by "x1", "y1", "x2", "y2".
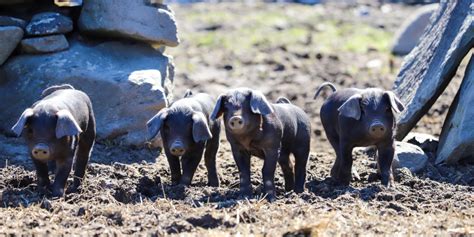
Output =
[
  {"x1": 369, "y1": 121, "x2": 386, "y2": 139},
  {"x1": 170, "y1": 141, "x2": 186, "y2": 156},
  {"x1": 228, "y1": 116, "x2": 245, "y2": 131},
  {"x1": 32, "y1": 143, "x2": 51, "y2": 160}
]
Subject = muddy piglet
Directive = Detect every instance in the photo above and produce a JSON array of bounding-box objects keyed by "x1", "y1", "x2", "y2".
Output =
[
  {"x1": 147, "y1": 90, "x2": 221, "y2": 187},
  {"x1": 211, "y1": 88, "x2": 311, "y2": 201},
  {"x1": 314, "y1": 82, "x2": 405, "y2": 186},
  {"x1": 11, "y1": 84, "x2": 96, "y2": 197}
]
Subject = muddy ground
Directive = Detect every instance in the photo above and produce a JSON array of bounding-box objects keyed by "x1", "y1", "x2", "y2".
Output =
[{"x1": 1, "y1": 2, "x2": 473, "y2": 236}]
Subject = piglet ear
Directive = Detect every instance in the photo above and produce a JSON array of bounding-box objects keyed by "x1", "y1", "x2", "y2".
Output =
[
  {"x1": 338, "y1": 94, "x2": 362, "y2": 120},
  {"x1": 210, "y1": 94, "x2": 226, "y2": 120},
  {"x1": 146, "y1": 108, "x2": 168, "y2": 141},
  {"x1": 250, "y1": 90, "x2": 274, "y2": 115},
  {"x1": 56, "y1": 110, "x2": 82, "y2": 139},
  {"x1": 11, "y1": 108, "x2": 35, "y2": 137},
  {"x1": 192, "y1": 112, "x2": 212, "y2": 143},
  {"x1": 384, "y1": 91, "x2": 405, "y2": 113}
]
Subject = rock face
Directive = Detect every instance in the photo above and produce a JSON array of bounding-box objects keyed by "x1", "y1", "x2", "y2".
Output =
[
  {"x1": 436, "y1": 57, "x2": 474, "y2": 164},
  {"x1": 78, "y1": 0, "x2": 179, "y2": 47},
  {"x1": 391, "y1": 4, "x2": 437, "y2": 55},
  {"x1": 20, "y1": 34, "x2": 69, "y2": 54},
  {"x1": 26, "y1": 12, "x2": 73, "y2": 36},
  {"x1": 393, "y1": 0, "x2": 473, "y2": 140},
  {"x1": 0, "y1": 39, "x2": 173, "y2": 146},
  {"x1": 0, "y1": 16, "x2": 27, "y2": 29},
  {"x1": 393, "y1": 142, "x2": 429, "y2": 173},
  {"x1": 0, "y1": 26, "x2": 24, "y2": 65}
]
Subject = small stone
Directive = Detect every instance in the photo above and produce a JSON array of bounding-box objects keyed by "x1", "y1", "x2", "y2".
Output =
[
  {"x1": 26, "y1": 12, "x2": 73, "y2": 36},
  {"x1": 393, "y1": 142, "x2": 428, "y2": 173},
  {"x1": 77, "y1": 207, "x2": 86, "y2": 216},
  {"x1": 21, "y1": 34, "x2": 69, "y2": 54},
  {"x1": 0, "y1": 16, "x2": 26, "y2": 29}
]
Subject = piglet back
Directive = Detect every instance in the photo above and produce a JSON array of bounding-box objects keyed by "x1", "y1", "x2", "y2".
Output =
[{"x1": 41, "y1": 84, "x2": 75, "y2": 98}]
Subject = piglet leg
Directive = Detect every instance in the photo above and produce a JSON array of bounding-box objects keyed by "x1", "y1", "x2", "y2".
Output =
[
  {"x1": 232, "y1": 149, "x2": 252, "y2": 197},
  {"x1": 332, "y1": 142, "x2": 353, "y2": 186},
  {"x1": 165, "y1": 149, "x2": 181, "y2": 185},
  {"x1": 72, "y1": 135, "x2": 94, "y2": 191},
  {"x1": 204, "y1": 132, "x2": 220, "y2": 187},
  {"x1": 180, "y1": 146, "x2": 204, "y2": 186},
  {"x1": 52, "y1": 154, "x2": 74, "y2": 197},
  {"x1": 377, "y1": 141, "x2": 395, "y2": 187},
  {"x1": 33, "y1": 159, "x2": 50, "y2": 194},
  {"x1": 262, "y1": 147, "x2": 280, "y2": 202},
  {"x1": 277, "y1": 150, "x2": 294, "y2": 192}
]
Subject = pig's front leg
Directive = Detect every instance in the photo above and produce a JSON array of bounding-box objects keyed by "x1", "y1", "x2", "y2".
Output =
[
  {"x1": 204, "y1": 131, "x2": 220, "y2": 187},
  {"x1": 232, "y1": 148, "x2": 252, "y2": 197},
  {"x1": 51, "y1": 155, "x2": 73, "y2": 197},
  {"x1": 180, "y1": 146, "x2": 205, "y2": 186},
  {"x1": 32, "y1": 159, "x2": 50, "y2": 194},
  {"x1": 164, "y1": 149, "x2": 181, "y2": 185},
  {"x1": 262, "y1": 147, "x2": 280, "y2": 202},
  {"x1": 332, "y1": 142, "x2": 353, "y2": 186},
  {"x1": 377, "y1": 141, "x2": 395, "y2": 187}
]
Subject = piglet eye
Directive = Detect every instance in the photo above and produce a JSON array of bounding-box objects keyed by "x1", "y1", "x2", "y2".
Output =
[
  {"x1": 26, "y1": 127, "x2": 33, "y2": 135},
  {"x1": 386, "y1": 107, "x2": 392, "y2": 113}
]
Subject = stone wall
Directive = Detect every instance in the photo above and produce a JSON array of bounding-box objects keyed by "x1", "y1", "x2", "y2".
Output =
[{"x1": 0, "y1": 0, "x2": 179, "y2": 146}]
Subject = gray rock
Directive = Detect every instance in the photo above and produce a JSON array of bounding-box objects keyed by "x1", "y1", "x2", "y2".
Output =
[
  {"x1": 436, "y1": 56, "x2": 474, "y2": 165},
  {"x1": 78, "y1": 0, "x2": 179, "y2": 47},
  {"x1": 0, "y1": 39, "x2": 173, "y2": 146},
  {"x1": 403, "y1": 132, "x2": 438, "y2": 154},
  {"x1": 0, "y1": 135, "x2": 30, "y2": 169},
  {"x1": 26, "y1": 12, "x2": 73, "y2": 36},
  {"x1": 21, "y1": 34, "x2": 69, "y2": 54},
  {"x1": 391, "y1": 4, "x2": 438, "y2": 56},
  {"x1": 393, "y1": 0, "x2": 473, "y2": 140},
  {"x1": 0, "y1": 16, "x2": 26, "y2": 29},
  {"x1": 393, "y1": 142, "x2": 428, "y2": 173},
  {"x1": 0, "y1": 26, "x2": 24, "y2": 65}
]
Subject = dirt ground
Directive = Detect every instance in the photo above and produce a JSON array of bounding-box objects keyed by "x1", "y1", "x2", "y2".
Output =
[{"x1": 1, "y1": 2, "x2": 473, "y2": 236}]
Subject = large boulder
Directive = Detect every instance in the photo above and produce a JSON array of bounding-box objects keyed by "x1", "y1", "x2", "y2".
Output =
[
  {"x1": 391, "y1": 4, "x2": 438, "y2": 55},
  {"x1": 0, "y1": 38, "x2": 173, "y2": 146},
  {"x1": 78, "y1": 0, "x2": 179, "y2": 47},
  {"x1": 26, "y1": 12, "x2": 73, "y2": 36},
  {"x1": 436, "y1": 56, "x2": 474, "y2": 164},
  {"x1": 393, "y1": 142, "x2": 429, "y2": 173},
  {"x1": 0, "y1": 26, "x2": 23, "y2": 65},
  {"x1": 20, "y1": 34, "x2": 69, "y2": 54}
]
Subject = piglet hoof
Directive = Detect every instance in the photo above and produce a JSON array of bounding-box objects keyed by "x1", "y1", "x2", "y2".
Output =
[
  {"x1": 239, "y1": 187, "x2": 253, "y2": 199},
  {"x1": 67, "y1": 184, "x2": 80, "y2": 194},
  {"x1": 51, "y1": 188, "x2": 65, "y2": 199},
  {"x1": 37, "y1": 185, "x2": 51, "y2": 196},
  {"x1": 179, "y1": 180, "x2": 191, "y2": 186},
  {"x1": 207, "y1": 180, "x2": 219, "y2": 187},
  {"x1": 294, "y1": 187, "x2": 304, "y2": 194},
  {"x1": 380, "y1": 175, "x2": 394, "y2": 188},
  {"x1": 264, "y1": 192, "x2": 277, "y2": 202},
  {"x1": 331, "y1": 177, "x2": 350, "y2": 186}
]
